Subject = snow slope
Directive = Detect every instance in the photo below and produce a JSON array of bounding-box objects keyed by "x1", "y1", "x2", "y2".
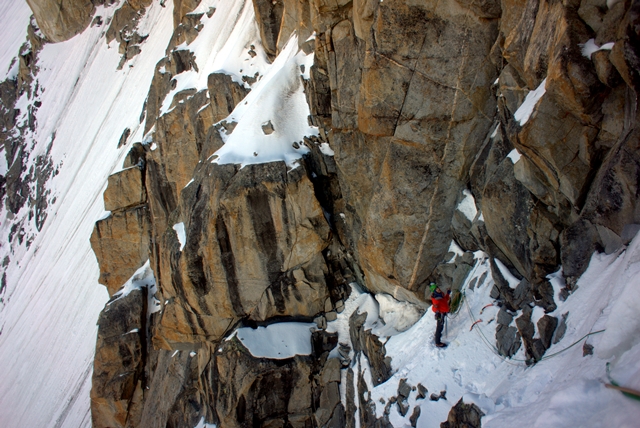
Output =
[
  {"x1": 0, "y1": 1, "x2": 174, "y2": 426},
  {"x1": 0, "y1": 0, "x2": 32, "y2": 78},
  {"x1": 364, "y1": 238, "x2": 640, "y2": 427}
]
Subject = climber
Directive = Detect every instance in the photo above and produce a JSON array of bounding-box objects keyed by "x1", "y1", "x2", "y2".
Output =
[{"x1": 430, "y1": 283, "x2": 451, "y2": 348}]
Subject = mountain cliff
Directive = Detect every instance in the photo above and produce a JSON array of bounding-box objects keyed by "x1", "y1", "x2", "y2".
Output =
[{"x1": 1, "y1": 0, "x2": 640, "y2": 427}]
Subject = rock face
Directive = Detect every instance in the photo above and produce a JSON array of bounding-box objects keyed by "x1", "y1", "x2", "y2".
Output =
[
  {"x1": 43, "y1": 0, "x2": 640, "y2": 426},
  {"x1": 153, "y1": 161, "x2": 334, "y2": 347},
  {"x1": 26, "y1": 0, "x2": 95, "y2": 42},
  {"x1": 91, "y1": 288, "x2": 148, "y2": 428}
]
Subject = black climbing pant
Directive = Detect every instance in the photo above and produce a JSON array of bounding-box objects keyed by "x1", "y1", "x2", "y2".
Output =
[{"x1": 435, "y1": 312, "x2": 446, "y2": 345}]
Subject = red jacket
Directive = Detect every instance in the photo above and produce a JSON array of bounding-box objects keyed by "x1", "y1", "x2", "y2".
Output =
[{"x1": 431, "y1": 290, "x2": 450, "y2": 313}]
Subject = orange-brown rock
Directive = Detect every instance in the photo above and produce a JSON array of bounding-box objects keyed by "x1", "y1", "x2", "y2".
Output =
[
  {"x1": 26, "y1": 0, "x2": 95, "y2": 43},
  {"x1": 90, "y1": 207, "x2": 151, "y2": 296},
  {"x1": 91, "y1": 288, "x2": 146, "y2": 428},
  {"x1": 145, "y1": 89, "x2": 212, "y2": 235},
  {"x1": 153, "y1": 161, "x2": 332, "y2": 346},
  {"x1": 104, "y1": 167, "x2": 146, "y2": 212}
]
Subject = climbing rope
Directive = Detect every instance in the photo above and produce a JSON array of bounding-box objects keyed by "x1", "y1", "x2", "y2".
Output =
[{"x1": 606, "y1": 362, "x2": 640, "y2": 401}]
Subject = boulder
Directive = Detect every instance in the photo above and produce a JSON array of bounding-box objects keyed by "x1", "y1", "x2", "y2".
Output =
[
  {"x1": 441, "y1": 398, "x2": 484, "y2": 428},
  {"x1": 90, "y1": 207, "x2": 151, "y2": 296},
  {"x1": 207, "y1": 73, "x2": 250, "y2": 123},
  {"x1": 537, "y1": 315, "x2": 558, "y2": 350},
  {"x1": 104, "y1": 167, "x2": 146, "y2": 212},
  {"x1": 26, "y1": 0, "x2": 95, "y2": 43}
]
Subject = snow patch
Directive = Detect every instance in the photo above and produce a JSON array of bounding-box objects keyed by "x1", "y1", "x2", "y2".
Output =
[
  {"x1": 457, "y1": 189, "x2": 478, "y2": 221},
  {"x1": 193, "y1": 416, "x2": 217, "y2": 428},
  {"x1": 212, "y1": 35, "x2": 317, "y2": 168},
  {"x1": 319, "y1": 142, "x2": 334, "y2": 156},
  {"x1": 448, "y1": 240, "x2": 465, "y2": 259},
  {"x1": 597, "y1": 230, "x2": 640, "y2": 359},
  {"x1": 514, "y1": 78, "x2": 546, "y2": 125},
  {"x1": 507, "y1": 148, "x2": 521, "y2": 164},
  {"x1": 159, "y1": 0, "x2": 269, "y2": 115},
  {"x1": 580, "y1": 38, "x2": 615, "y2": 59},
  {"x1": 494, "y1": 258, "x2": 520, "y2": 289},
  {"x1": 236, "y1": 322, "x2": 315, "y2": 359},
  {"x1": 173, "y1": 222, "x2": 186, "y2": 251},
  {"x1": 375, "y1": 294, "x2": 424, "y2": 333}
]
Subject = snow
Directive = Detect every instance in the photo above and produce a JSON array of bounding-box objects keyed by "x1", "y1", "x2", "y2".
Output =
[
  {"x1": 376, "y1": 293, "x2": 424, "y2": 333},
  {"x1": 193, "y1": 416, "x2": 217, "y2": 428},
  {"x1": 507, "y1": 148, "x2": 521, "y2": 164},
  {"x1": 319, "y1": 142, "x2": 335, "y2": 156},
  {"x1": 235, "y1": 322, "x2": 316, "y2": 359},
  {"x1": 173, "y1": 222, "x2": 186, "y2": 251},
  {"x1": 159, "y1": 0, "x2": 269, "y2": 115},
  {"x1": 448, "y1": 240, "x2": 465, "y2": 258},
  {"x1": 363, "y1": 232, "x2": 640, "y2": 428},
  {"x1": 111, "y1": 260, "x2": 155, "y2": 301},
  {"x1": 494, "y1": 258, "x2": 520, "y2": 289},
  {"x1": 514, "y1": 78, "x2": 546, "y2": 125},
  {"x1": 457, "y1": 189, "x2": 478, "y2": 221},
  {"x1": 109, "y1": 260, "x2": 161, "y2": 317},
  {"x1": 596, "y1": 234, "x2": 640, "y2": 359},
  {"x1": 0, "y1": 1, "x2": 173, "y2": 427},
  {"x1": 0, "y1": 0, "x2": 31, "y2": 78},
  {"x1": 581, "y1": 39, "x2": 615, "y2": 59},
  {"x1": 212, "y1": 34, "x2": 317, "y2": 168}
]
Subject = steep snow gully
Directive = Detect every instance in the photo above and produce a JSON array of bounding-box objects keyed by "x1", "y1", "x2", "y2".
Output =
[{"x1": 0, "y1": 0, "x2": 639, "y2": 427}]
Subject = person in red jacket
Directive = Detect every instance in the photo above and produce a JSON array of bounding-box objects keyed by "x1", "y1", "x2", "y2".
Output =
[{"x1": 430, "y1": 283, "x2": 451, "y2": 348}]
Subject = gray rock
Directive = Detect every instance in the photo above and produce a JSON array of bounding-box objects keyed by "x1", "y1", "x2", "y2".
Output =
[
  {"x1": 495, "y1": 324, "x2": 522, "y2": 357},
  {"x1": 622, "y1": 224, "x2": 640, "y2": 244},
  {"x1": 410, "y1": 406, "x2": 421, "y2": 427},
  {"x1": 397, "y1": 400, "x2": 409, "y2": 417},
  {"x1": 537, "y1": 315, "x2": 558, "y2": 350},
  {"x1": 251, "y1": 0, "x2": 284, "y2": 60},
  {"x1": 553, "y1": 312, "x2": 569, "y2": 345},
  {"x1": 397, "y1": 378, "x2": 411, "y2": 401},
  {"x1": 596, "y1": 224, "x2": 624, "y2": 254},
  {"x1": 496, "y1": 308, "x2": 514, "y2": 326},
  {"x1": 531, "y1": 280, "x2": 557, "y2": 313},
  {"x1": 321, "y1": 358, "x2": 342, "y2": 385},
  {"x1": 315, "y1": 315, "x2": 327, "y2": 330},
  {"x1": 416, "y1": 383, "x2": 428, "y2": 400},
  {"x1": 441, "y1": 398, "x2": 484, "y2": 428},
  {"x1": 349, "y1": 311, "x2": 392, "y2": 386}
]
